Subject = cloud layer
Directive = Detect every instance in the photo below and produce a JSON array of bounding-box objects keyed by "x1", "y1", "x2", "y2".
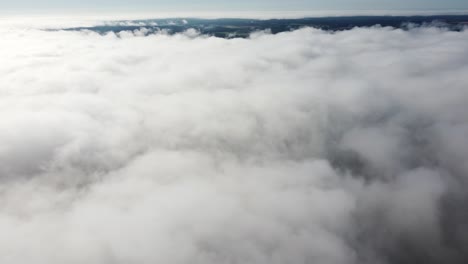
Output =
[{"x1": 0, "y1": 24, "x2": 467, "y2": 264}]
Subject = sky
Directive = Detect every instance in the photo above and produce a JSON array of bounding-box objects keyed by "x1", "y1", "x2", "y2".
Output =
[{"x1": 1, "y1": 0, "x2": 468, "y2": 12}]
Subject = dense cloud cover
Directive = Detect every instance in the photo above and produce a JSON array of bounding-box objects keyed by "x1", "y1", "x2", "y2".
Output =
[{"x1": 0, "y1": 23, "x2": 468, "y2": 264}]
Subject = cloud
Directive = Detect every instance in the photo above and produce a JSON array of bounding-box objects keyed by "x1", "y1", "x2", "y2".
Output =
[{"x1": 0, "y1": 23, "x2": 467, "y2": 264}]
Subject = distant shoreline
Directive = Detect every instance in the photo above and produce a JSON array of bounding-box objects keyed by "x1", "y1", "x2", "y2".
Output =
[{"x1": 54, "y1": 15, "x2": 468, "y2": 38}]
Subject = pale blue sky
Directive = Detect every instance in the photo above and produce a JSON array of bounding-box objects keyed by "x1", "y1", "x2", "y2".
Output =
[{"x1": 2, "y1": 0, "x2": 468, "y2": 11}]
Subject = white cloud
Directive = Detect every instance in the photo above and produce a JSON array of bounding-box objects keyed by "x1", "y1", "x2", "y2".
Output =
[{"x1": 0, "y1": 23, "x2": 467, "y2": 264}]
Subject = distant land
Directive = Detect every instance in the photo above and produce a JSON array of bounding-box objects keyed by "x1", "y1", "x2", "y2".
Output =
[{"x1": 59, "y1": 15, "x2": 468, "y2": 38}]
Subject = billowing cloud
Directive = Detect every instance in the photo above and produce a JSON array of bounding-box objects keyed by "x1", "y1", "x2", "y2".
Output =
[{"x1": 0, "y1": 22, "x2": 467, "y2": 264}]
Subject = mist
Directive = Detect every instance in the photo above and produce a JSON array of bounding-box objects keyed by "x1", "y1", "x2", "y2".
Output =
[{"x1": 0, "y1": 22, "x2": 467, "y2": 264}]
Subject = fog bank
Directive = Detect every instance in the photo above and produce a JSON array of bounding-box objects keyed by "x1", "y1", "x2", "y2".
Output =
[{"x1": 0, "y1": 24, "x2": 467, "y2": 264}]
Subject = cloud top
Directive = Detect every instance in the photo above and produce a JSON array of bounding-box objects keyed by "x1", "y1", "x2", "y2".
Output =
[{"x1": 0, "y1": 24, "x2": 467, "y2": 264}]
